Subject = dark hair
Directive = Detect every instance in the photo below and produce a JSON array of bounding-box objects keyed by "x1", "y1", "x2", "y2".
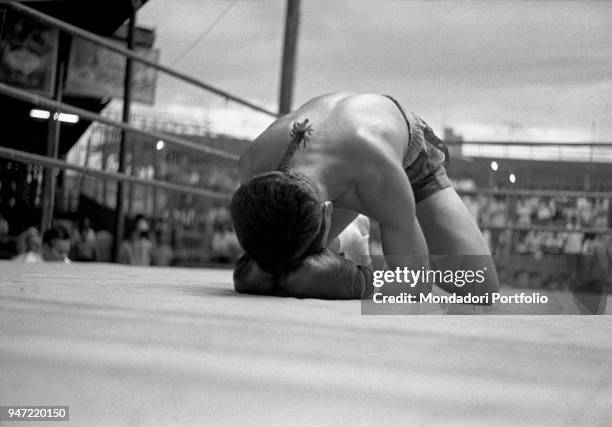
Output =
[
  {"x1": 231, "y1": 119, "x2": 323, "y2": 273},
  {"x1": 43, "y1": 225, "x2": 70, "y2": 246}
]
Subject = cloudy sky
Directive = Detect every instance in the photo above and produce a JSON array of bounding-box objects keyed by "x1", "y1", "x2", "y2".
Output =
[{"x1": 136, "y1": 0, "x2": 611, "y2": 142}]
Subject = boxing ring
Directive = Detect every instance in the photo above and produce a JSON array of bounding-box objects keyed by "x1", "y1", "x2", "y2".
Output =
[
  {"x1": 1, "y1": 4, "x2": 612, "y2": 425},
  {"x1": 0, "y1": 261, "x2": 611, "y2": 426}
]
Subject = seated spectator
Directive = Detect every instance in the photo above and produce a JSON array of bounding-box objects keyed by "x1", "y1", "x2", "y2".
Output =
[
  {"x1": 489, "y1": 199, "x2": 508, "y2": 227},
  {"x1": 119, "y1": 227, "x2": 152, "y2": 266},
  {"x1": 210, "y1": 225, "x2": 241, "y2": 264},
  {"x1": 134, "y1": 214, "x2": 150, "y2": 236},
  {"x1": 564, "y1": 216, "x2": 583, "y2": 255},
  {"x1": 0, "y1": 212, "x2": 8, "y2": 237},
  {"x1": 151, "y1": 229, "x2": 173, "y2": 266},
  {"x1": 516, "y1": 199, "x2": 532, "y2": 225},
  {"x1": 118, "y1": 231, "x2": 134, "y2": 265},
  {"x1": 95, "y1": 228, "x2": 113, "y2": 262},
  {"x1": 582, "y1": 234, "x2": 596, "y2": 255},
  {"x1": 42, "y1": 225, "x2": 71, "y2": 263},
  {"x1": 577, "y1": 197, "x2": 594, "y2": 226},
  {"x1": 537, "y1": 200, "x2": 552, "y2": 222},
  {"x1": 71, "y1": 217, "x2": 97, "y2": 262},
  {"x1": 12, "y1": 227, "x2": 43, "y2": 263},
  {"x1": 593, "y1": 235, "x2": 611, "y2": 284}
]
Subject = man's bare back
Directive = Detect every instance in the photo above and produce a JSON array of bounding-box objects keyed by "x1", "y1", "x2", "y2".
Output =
[{"x1": 238, "y1": 92, "x2": 499, "y2": 293}]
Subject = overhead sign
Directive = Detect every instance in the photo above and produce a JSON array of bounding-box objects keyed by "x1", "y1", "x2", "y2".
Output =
[
  {"x1": 0, "y1": 8, "x2": 59, "y2": 96},
  {"x1": 65, "y1": 36, "x2": 159, "y2": 105}
]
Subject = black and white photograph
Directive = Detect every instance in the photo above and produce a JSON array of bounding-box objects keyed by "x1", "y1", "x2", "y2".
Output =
[{"x1": 0, "y1": 0, "x2": 611, "y2": 425}]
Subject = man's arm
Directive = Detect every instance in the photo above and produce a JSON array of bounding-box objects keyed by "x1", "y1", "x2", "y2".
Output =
[
  {"x1": 234, "y1": 250, "x2": 373, "y2": 299},
  {"x1": 356, "y1": 151, "x2": 429, "y2": 272}
]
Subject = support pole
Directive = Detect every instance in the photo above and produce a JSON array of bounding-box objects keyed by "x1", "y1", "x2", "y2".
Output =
[
  {"x1": 113, "y1": 6, "x2": 136, "y2": 262},
  {"x1": 278, "y1": 0, "x2": 300, "y2": 115},
  {"x1": 152, "y1": 147, "x2": 163, "y2": 218},
  {"x1": 127, "y1": 141, "x2": 134, "y2": 216},
  {"x1": 40, "y1": 59, "x2": 65, "y2": 233}
]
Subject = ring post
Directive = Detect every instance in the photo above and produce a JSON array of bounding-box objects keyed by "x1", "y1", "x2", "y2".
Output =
[
  {"x1": 113, "y1": 4, "x2": 137, "y2": 262},
  {"x1": 41, "y1": 58, "x2": 65, "y2": 233}
]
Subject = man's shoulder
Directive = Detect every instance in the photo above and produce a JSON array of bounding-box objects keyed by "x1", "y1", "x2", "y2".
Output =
[
  {"x1": 237, "y1": 93, "x2": 408, "y2": 182},
  {"x1": 332, "y1": 94, "x2": 409, "y2": 151}
]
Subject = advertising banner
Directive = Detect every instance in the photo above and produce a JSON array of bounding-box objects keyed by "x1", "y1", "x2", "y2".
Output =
[
  {"x1": 0, "y1": 8, "x2": 59, "y2": 96},
  {"x1": 65, "y1": 36, "x2": 159, "y2": 105}
]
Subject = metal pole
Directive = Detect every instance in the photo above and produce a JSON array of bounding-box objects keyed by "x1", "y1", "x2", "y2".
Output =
[
  {"x1": 152, "y1": 147, "x2": 162, "y2": 218},
  {"x1": 127, "y1": 141, "x2": 134, "y2": 216},
  {"x1": 279, "y1": 0, "x2": 300, "y2": 115},
  {"x1": 113, "y1": 6, "x2": 136, "y2": 262},
  {"x1": 101, "y1": 140, "x2": 108, "y2": 204},
  {"x1": 40, "y1": 59, "x2": 65, "y2": 233},
  {"x1": 152, "y1": 161, "x2": 158, "y2": 219}
]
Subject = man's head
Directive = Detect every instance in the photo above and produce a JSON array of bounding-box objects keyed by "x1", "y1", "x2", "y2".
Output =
[
  {"x1": 78, "y1": 216, "x2": 90, "y2": 231},
  {"x1": 25, "y1": 231, "x2": 41, "y2": 253},
  {"x1": 42, "y1": 225, "x2": 70, "y2": 262},
  {"x1": 231, "y1": 170, "x2": 332, "y2": 273}
]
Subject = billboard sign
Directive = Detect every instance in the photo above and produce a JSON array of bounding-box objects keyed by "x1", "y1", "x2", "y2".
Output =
[
  {"x1": 65, "y1": 36, "x2": 159, "y2": 105},
  {"x1": 0, "y1": 8, "x2": 59, "y2": 96}
]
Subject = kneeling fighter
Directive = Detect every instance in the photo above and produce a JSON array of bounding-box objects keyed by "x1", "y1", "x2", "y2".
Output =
[{"x1": 231, "y1": 93, "x2": 499, "y2": 299}]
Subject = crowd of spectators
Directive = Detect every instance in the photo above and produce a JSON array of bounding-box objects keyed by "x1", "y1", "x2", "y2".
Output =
[
  {"x1": 10, "y1": 224, "x2": 71, "y2": 263},
  {"x1": 460, "y1": 195, "x2": 611, "y2": 256},
  {"x1": 462, "y1": 195, "x2": 609, "y2": 229},
  {"x1": 3, "y1": 207, "x2": 241, "y2": 267},
  {"x1": 3, "y1": 192, "x2": 610, "y2": 266}
]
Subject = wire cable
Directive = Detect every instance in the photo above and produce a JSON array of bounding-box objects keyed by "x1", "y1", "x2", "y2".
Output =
[{"x1": 170, "y1": 0, "x2": 239, "y2": 67}]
